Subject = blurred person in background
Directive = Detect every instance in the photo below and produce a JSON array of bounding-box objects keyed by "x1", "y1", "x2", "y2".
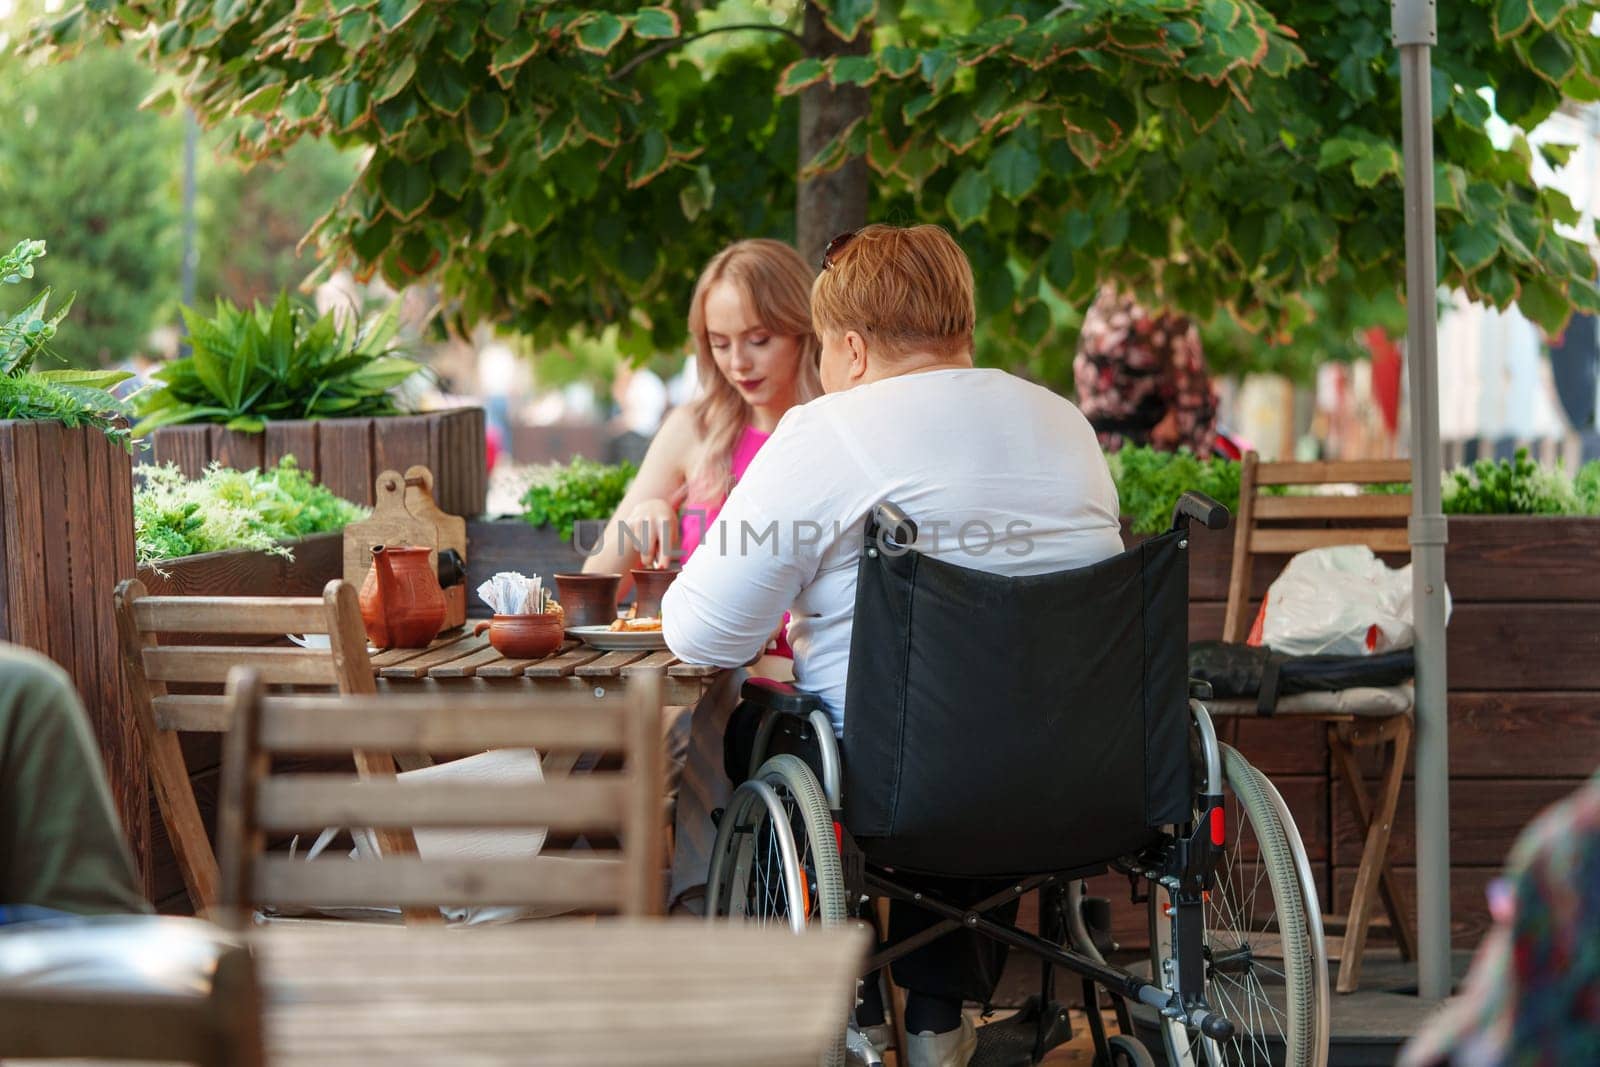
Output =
[{"x1": 1074, "y1": 284, "x2": 1220, "y2": 457}]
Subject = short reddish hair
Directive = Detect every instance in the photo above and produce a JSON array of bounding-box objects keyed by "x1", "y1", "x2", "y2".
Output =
[{"x1": 810, "y1": 224, "x2": 975, "y2": 360}]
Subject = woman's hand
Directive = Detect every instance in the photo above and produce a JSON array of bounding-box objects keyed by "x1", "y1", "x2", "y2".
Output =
[{"x1": 624, "y1": 489, "x2": 684, "y2": 570}]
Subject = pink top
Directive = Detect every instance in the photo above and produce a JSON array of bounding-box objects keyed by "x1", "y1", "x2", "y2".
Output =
[
  {"x1": 679, "y1": 424, "x2": 769, "y2": 560},
  {"x1": 678, "y1": 424, "x2": 792, "y2": 658}
]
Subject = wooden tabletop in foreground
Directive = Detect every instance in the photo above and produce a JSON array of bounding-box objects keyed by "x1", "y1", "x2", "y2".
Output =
[
  {"x1": 369, "y1": 631, "x2": 723, "y2": 704},
  {"x1": 252, "y1": 919, "x2": 867, "y2": 1066}
]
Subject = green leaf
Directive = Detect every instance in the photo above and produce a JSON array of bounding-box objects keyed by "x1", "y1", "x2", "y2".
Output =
[
  {"x1": 1449, "y1": 222, "x2": 1499, "y2": 274},
  {"x1": 880, "y1": 45, "x2": 919, "y2": 78},
  {"x1": 212, "y1": 0, "x2": 250, "y2": 31},
  {"x1": 920, "y1": 49, "x2": 959, "y2": 92},
  {"x1": 823, "y1": 0, "x2": 877, "y2": 41},
  {"x1": 1529, "y1": 0, "x2": 1570, "y2": 27},
  {"x1": 1494, "y1": 0, "x2": 1534, "y2": 39},
  {"x1": 629, "y1": 128, "x2": 670, "y2": 188},
  {"x1": 416, "y1": 61, "x2": 470, "y2": 115},
  {"x1": 946, "y1": 169, "x2": 992, "y2": 228},
  {"x1": 467, "y1": 92, "x2": 509, "y2": 139},
  {"x1": 987, "y1": 129, "x2": 1041, "y2": 201},
  {"x1": 575, "y1": 13, "x2": 626, "y2": 55},
  {"x1": 1526, "y1": 34, "x2": 1575, "y2": 84},
  {"x1": 430, "y1": 141, "x2": 472, "y2": 198},
  {"x1": 1517, "y1": 275, "x2": 1568, "y2": 333},
  {"x1": 375, "y1": 0, "x2": 422, "y2": 31},
  {"x1": 484, "y1": 0, "x2": 520, "y2": 39},
  {"x1": 375, "y1": 54, "x2": 416, "y2": 103},
  {"x1": 328, "y1": 81, "x2": 370, "y2": 131},
  {"x1": 378, "y1": 157, "x2": 433, "y2": 221},
  {"x1": 778, "y1": 58, "x2": 827, "y2": 95},
  {"x1": 490, "y1": 28, "x2": 538, "y2": 77},
  {"x1": 1045, "y1": 234, "x2": 1076, "y2": 291},
  {"x1": 1480, "y1": 260, "x2": 1520, "y2": 307},
  {"x1": 337, "y1": 10, "x2": 375, "y2": 50},
  {"x1": 34, "y1": 369, "x2": 134, "y2": 391},
  {"x1": 832, "y1": 55, "x2": 879, "y2": 87},
  {"x1": 1177, "y1": 80, "x2": 1231, "y2": 132},
  {"x1": 1350, "y1": 143, "x2": 1402, "y2": 187},
  {"x1": 233, "y1": 81, "x2": 283, "y2": 117},
  {"x1": 1539, "y1": 141, "x2": 1578, "y2": 169},
  {"x1": 1061, "y1": 210, "x2": 1095, "y2": 250},
  {"x1": 574, "y1": 95, "x2": 619, "y2": 146},
  {"x1": 282, "y1": 80, "x2": 322, "y2": 122},
  {"x1": 631, "y1": 7, "x2": 679, "y2": 39}
]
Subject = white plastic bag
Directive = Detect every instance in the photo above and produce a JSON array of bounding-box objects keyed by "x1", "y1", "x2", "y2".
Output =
[{"x1": 1259, "y1": 545, "x2": 1449, "y2": 657}]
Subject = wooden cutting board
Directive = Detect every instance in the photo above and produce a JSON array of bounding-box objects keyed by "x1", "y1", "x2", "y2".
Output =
[
  {"x1": 343, "y1": 467, "x2": 468, "y2": 631},
  {"x1": 405, "y1": 464, "x2": 468, "y2": 628}
]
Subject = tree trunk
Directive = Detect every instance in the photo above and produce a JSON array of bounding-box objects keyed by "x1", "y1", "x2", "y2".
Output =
[{"x1": 797, "y1": 3, "x2": 871, "y2": 268}]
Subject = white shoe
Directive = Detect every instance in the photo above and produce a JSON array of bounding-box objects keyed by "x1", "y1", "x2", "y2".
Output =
[{"x1": 905, "y1": 1012, "x2": 976, "y2": 1067}]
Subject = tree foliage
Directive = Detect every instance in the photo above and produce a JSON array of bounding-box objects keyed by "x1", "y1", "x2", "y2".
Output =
[
  {"x1": 0, "y1": 43, "x2": 179, "y2": 368},
  {"x1": 38, "y1": 0, "x2": 1600, "y2": 380}
]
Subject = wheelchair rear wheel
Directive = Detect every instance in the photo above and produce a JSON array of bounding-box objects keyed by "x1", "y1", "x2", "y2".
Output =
[
  {"x1": 1149, "y1": 745, "x2": 1325, "y2": 1067},
  {"x1": 705, "y1": 755, "x2": 849, "y2": 1067},
  {"x1": 705, "y1": 753, "x2": 849, "y2": 930}
]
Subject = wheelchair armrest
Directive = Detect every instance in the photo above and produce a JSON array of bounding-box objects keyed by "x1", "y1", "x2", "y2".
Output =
[
  {"x1": 1189, "y1": 678, "x2": 1215, "y2": 701},
  {"x1": 740, "y1": 677, "x2": 825, "y2": 715}
]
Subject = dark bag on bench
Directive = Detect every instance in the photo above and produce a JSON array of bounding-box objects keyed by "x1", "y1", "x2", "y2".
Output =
[{"x1": 1188, "y1": 641, "x2": 1414, "y2": 717}]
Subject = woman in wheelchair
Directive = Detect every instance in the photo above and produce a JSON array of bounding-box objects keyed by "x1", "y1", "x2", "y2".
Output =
[{"x1": 663, "y1": 225, "x2": 1328, "y2": 1067}]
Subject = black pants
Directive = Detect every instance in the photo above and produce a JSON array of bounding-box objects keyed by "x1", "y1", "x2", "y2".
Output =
[{"x1": 723, "y1": 702, "x2": 1016, "y2": 1003}]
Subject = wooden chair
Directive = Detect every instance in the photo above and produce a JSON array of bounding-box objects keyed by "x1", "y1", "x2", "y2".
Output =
[
  {"x1": 217, "y1": 666, "x2": 667, "y2": 921},
  {"x1": 0, "y1": 917, "x2": 263, "y2": 1066},
  {"x1": 1216, "y1": 452, "x2": 1419, "y2": 992},
  {"x1": 113, "y1": 578, "x2": 410, "y2": 914}
]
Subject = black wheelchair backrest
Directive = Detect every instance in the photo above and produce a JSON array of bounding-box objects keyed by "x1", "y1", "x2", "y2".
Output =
[{"x1": 842, "y1": 508, "x2": 1193, "y2": 877}]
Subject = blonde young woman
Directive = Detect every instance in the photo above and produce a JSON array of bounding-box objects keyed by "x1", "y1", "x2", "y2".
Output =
[{"x1": 583, "y1": 239, "x2": 822, "y2": 611}]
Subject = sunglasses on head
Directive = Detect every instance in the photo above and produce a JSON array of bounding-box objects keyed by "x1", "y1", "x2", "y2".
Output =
[{"x1": 821, "y1": 230, "x2": 857, "y2": 271}]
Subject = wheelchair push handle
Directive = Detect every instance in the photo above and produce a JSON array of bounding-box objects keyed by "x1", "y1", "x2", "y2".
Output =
[
  {"x1": 1171, "y1": 491, "x2": 1230, "y2": 533},
  {"x1": 869, "y1": 501, "x2": 918, "y2": 547}
]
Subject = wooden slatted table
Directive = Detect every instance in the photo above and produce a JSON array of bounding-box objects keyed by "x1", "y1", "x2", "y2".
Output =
[
  {"x1": 253, "y1": 919, "x2": 867, "y2": 1066},
  {"x1": 368, "y1": 631, "x2": 723, "y2": 708}
]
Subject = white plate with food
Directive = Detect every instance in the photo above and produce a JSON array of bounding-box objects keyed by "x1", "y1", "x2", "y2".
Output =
[{"x1": 567, "y1": 622, "x2": 668, "y2": 651}]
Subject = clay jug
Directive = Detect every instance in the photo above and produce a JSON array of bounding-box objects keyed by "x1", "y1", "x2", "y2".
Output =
[{"x1": 359, "y1": 545, "x2": 447, "y2": 648}]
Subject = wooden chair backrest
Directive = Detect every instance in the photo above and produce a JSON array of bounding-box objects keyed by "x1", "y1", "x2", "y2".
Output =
[
  {"x1": 1223, "y1": 452, "x2": 1414, "y2": 643},
  {"x1": 113, "y1": 579, "x2": 377, "y2": 912},
  {"x1": 217, "y1": 668, "x2": 667, "y2": 920}
]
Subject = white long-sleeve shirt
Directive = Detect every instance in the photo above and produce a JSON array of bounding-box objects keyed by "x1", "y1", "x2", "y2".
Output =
[{"x1": 662, "y1": 367, "x2": 1124, "y2": 734}]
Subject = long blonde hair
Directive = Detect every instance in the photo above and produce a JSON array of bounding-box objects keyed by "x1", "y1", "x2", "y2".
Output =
[{"x1": 685, "y1": 239, "x2": 822, "y2": 502}]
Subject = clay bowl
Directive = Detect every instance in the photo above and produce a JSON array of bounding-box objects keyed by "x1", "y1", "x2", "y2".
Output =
[
  {"x1": 555, "y1": 573, "x2": 622, "y2": 629},
  {"x1": 630, "y1": 567, "x2": 680, "y2": 618},
  {"x1": 474, "y1": 614, "x2": 565, "y2": 660}
]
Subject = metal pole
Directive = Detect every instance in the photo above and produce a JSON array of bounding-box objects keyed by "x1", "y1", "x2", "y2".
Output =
[
  {"x1": 1393, "y1": 0, "x2": 1452, "y2": 1000},
  {"x1": 179, "y1": 107, "x2": 198, "y2": 353}
]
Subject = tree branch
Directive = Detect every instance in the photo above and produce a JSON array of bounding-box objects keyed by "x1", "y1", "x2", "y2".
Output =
[{"x1": 614, "y1": 23, "x2": 803, "y2": 80}]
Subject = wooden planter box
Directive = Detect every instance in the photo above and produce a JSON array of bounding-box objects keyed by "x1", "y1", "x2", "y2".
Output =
[
  {"x1": 142, "y1": 408, "x2": 488, "y2": 518},
  {"x1": 1069, "y1": 515, "x2": 1600, "y2": 955},
  {"x1": 0, "y1": 420, "x2": 145, "y2": 887},
  {"x1": 134, "y1": 532, "x2": 344, "y2": 599}
]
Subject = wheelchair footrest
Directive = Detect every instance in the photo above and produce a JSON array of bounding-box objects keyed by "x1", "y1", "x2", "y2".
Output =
[{"x1": 971, "y1": 997, "x2": 1072, "y2": 1067}]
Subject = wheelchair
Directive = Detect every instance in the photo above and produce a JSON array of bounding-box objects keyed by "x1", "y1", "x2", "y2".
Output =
[{"x1": 704, "y1": 493, "x2": 1330, "y2": 1067}]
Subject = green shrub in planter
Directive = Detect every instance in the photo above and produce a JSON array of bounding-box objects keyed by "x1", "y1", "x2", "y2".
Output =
[
  {"x1": 1107, "y1": 446, "x2": 1242, "y2": 534},
  {"x1": 132, "y1": 291, "x2": 422, "y2": 434},
  {"x1": 518, "y1": 457, "x2": 636, "y2": 541},
  {"x1": 0, "y1": 238, "x2": 131, "y2": 444},
  {"x1": 135, "y1": 456, "x2": 368, "y2": 564},
  {"x1": 1442, "y1": 449, "x2": 1598, "y2": 516}
]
